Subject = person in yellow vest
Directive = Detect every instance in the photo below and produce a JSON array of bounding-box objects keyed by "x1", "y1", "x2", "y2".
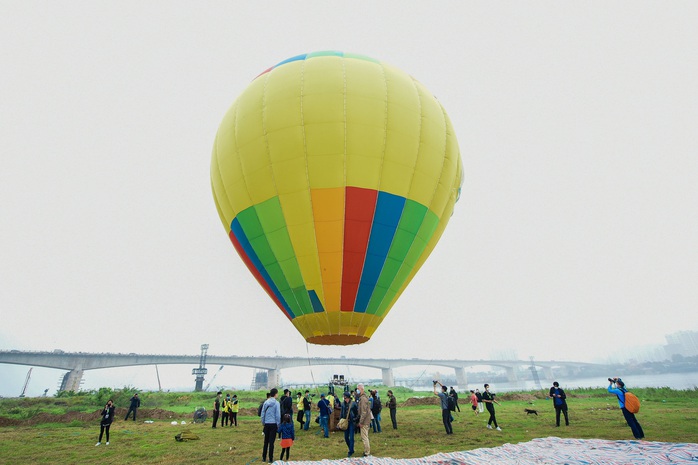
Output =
[
  {"x1": 295, "y1": 392, "x2": 304, "y2": 430},
  {"x1": 230, "y1": 394, "x2": 239, "y2": 427},
  {"x1": 327, "y1": 391, "x2": 336, "y2": 432},
  {"x1": 222, "y1": 393, "x2": 231, "y2": 426}
]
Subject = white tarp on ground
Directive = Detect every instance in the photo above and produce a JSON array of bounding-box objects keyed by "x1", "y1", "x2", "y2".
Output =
[{"x1": 278, "y1": 437, "x2": 698, "y2": 464}]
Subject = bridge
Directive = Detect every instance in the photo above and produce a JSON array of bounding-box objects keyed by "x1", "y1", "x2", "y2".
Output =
[{"x1": 0, "y1": 350, "x2": 602, "y2": 391}]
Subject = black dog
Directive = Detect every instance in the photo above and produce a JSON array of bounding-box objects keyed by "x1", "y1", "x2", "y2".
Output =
[{"x1": 524, "y1": 408, "x2": 538, "y2": 415}]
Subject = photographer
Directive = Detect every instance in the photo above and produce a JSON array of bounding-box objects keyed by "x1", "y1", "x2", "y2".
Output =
[
  {"x1": 433, "y1": 380, "x2": 453, "y2": 434},
  {"x1": 549, "y1": 381, "x2": 569, "y2": 426},
  {"x1": 607, "y1": 377, "x2": 644, "y2": 440},
  {"x1": 96, "y1": 399, "x2": 115, "y2": 446},
  {"x1": 482, "y1": 383, "x2": 501, "y2": 431}
]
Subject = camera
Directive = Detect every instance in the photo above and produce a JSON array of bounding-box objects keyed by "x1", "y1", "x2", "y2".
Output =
[
  {"x1": 608, "y1": 378, "x2": 614, "y2": 383},
  {"x1": 433, "y1": 380, "x2": 438, "y2": 385}
]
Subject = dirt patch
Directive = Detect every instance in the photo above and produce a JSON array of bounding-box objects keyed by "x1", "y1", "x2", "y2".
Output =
[
  {"x1": 402, "y1": 397, "x2": 439, "y2": 407},
  {"x1": 0, "y1": 407, "x2": 183, "y2": 426}
]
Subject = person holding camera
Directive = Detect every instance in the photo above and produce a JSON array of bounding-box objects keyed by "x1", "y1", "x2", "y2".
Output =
[
  {"x1": 607, "y1": 377, "x2": 644, "y2": 440},
  {"x1": 549, "y1": 381, "x2": 569, "y2": 426},
  {"x1": 96, "y1": 399, "x2": 115, "y2": 446},
  {"x1": 482, "y1": 383, "x2": 501, "y2": 431},
  {"x1": 433, "y1": 380, "x2": 453, "y2": 434}
]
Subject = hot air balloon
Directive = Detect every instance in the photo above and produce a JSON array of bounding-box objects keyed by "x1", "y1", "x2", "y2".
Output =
[{"x1": 211, "y1": 51, "x2": 462, "y2": 345}]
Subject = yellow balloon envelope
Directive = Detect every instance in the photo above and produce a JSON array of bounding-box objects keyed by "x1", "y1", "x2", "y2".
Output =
[{"x1": 211, "y1": 51, "x2": 462, "y2": 345}]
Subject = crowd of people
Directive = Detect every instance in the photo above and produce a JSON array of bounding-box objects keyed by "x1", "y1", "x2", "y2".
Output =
[{"x1": 94, "y1": 376, "x2": 644, "y2": 459}]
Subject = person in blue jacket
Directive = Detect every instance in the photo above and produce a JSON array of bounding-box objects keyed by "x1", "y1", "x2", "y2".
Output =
[
  {"x1": 277, "y1": 413, "x2": 295, "y2": 461},
  {"x1": 317, "y1": 392, "x2": 331, "y2": 438},
  {"x1": 607, "y1": 377, "x2": 644, "y2": 439},
  {"x1": 260, "y1": 388, "x2": 281, "y2": 463},
  {"x1": 549, "y1": 381, "x2": 569, "y2": 426}
]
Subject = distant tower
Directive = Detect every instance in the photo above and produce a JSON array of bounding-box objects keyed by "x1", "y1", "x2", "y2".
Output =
[
  {"x1": 529, "y1": 356, "x2": 542, "y2": 390},
  {"x1": 192, "y1": 344, "x2": 209, "y2": 392}
]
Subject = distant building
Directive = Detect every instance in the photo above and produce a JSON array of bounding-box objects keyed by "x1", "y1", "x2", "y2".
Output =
[{"x1": 664, "y1": 331, "x2": 698, "y2": 358}]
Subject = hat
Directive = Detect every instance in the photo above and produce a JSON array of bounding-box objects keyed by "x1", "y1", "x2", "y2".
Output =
[
  {"x1": 343, "y1": 391, "x2": 352, "y2": 398},
  {"x1": 320, "y1": 393, "x2": 325, "y2": 397}
]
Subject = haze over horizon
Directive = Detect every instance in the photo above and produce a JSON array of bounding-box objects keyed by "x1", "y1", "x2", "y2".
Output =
[{"x1": 2, "y1": 2, "x2": 697, "y2": 396}]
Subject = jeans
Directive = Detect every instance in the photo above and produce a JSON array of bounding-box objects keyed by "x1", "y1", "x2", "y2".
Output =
[
  {"x1": 304, "y1": 409, "x2": 311, "y2": 430},
  {"x1": 622, "y1": 407, "x2": 645, "y2": 439},
  {"x1": 441, "y1": 408, "x2": 453, "y2": 434},
  {"x1": 319, "y1": 414, "x2": 329, "y2": 437},
  {"x1": 371, "y1": 412, "x2": 382, "y2": 432},
  {"x1": 344, "y1": 422, "x2": 355, "y2": 456}
]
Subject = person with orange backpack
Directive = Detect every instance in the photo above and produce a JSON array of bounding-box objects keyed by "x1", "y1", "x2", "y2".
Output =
[{"x1": 608, "y1": 377, "x2": 644, "y2": 439}]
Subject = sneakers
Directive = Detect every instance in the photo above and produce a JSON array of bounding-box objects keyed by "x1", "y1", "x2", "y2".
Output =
[
  {"x1": 106, "y1": 442, "x2": 110, "y2": 445},
  {"x1": 486, "y1": 424, "x2": 492, "y2": 429},
  {"x1": 496, "y1": 427, "x2": 502, "y2": 431},
  {"x1": 95, "y1": 442, "x2": 101, "y2": 446}
]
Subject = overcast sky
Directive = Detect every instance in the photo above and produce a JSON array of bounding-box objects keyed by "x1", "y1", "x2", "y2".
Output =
[{"x1": 1, "y1": 1, "x2": 697, "y2": 397}]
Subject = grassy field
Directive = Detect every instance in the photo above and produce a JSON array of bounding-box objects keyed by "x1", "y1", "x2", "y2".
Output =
[{"x1": 0, "y1": 386, "x2": 696, "y2": 464}]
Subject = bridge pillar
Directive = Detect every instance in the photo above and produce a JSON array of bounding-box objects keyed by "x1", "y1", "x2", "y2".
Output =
[
  {"x1": 543, "y1": 367, "x2": 554, "y2": 380},
  {"x1": 267, "y1": 369, "x2": 279, "y2": 389},
  {"x1": 381, "y1": 368, "x2": 394, "y2": 386},
  {"x1": 60, "y1": 369, "x2": 84, "y2": 392},
  {"x1": 505, "y1": 366, "x2": 518, "y2": 382},
  {"x1": 455, "y1": 367, "x2": 468, "y2": 387}
]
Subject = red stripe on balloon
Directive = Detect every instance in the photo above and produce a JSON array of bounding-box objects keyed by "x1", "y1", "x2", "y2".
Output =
[
  {"x1": 340, "y1": 187, "x2": 377, "y2": 312},
  {"x1": 228, "y1": 230, "x2": 292, "y2": 321}
]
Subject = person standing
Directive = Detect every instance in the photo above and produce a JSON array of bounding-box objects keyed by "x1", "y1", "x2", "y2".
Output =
[
  {"x1": 433, "y1": 381, "x2": 453, "y2": 434},
  {"x1": 278, "y1": 413, "x2": 295, "y2": 461},
  {"x1": 317, "y1": 393, "x2": 331, "y2": 438},
  {"x1": 482, "y1": 384, "x2": 501, "y2": 431},
  {"x1": 295, "y1": 392, "x2": 305, "y2": 430},
  {"x1": 469, "y1": 390, "x2": 479, "y2": 415},
  {"x1": 608, "y1": 377, "x2": 644, "y2": 439},
  {"x1": 370, "y1": 390, "x2": 382, "y2": 433},
  {"x1": 222, "y1": 393, "x2": 231, "y2": 427},
  {"x1": 341, "y1": 390, "x2": 359, "y2": 457},
  {"x1": 449, "y1": 387, "x2": 461, "y2": 412},
  {"x1": 549, "y1": 381, "x2": 569, "y2": 426},
  {"x1": 229, "y1": 394, "x2": 238, "y2": 426},
  {"x1": 303, "y1": 390, "x2": 312, "y2": 431},
  {"x1": 124, "y1": 393, "x2": 140, "y2": 421},
  {"x1": 475, "y1": 388, "x2": 484, "y2": 413},
  {"x1": 96, "y1": 399, "x2": 115, "y2": 446},
  {"x1": 327, "y1": 390, "x2": 336, "y2": 432},
  {"x1": 260, "y1": 388, "x2": 281, "y2": 463},
  {"x1": 280, "y1": 388, "x2": 294, "y2": 420},
  {"x1": 357, "y1": 384, "x2": 372, "y2": 456},
  {"x1": 386, "y1": 390, "x2": 397, "y2": 429},
  {"x1": 212, "y1": 391, "x2": 222, "y2": 428}
]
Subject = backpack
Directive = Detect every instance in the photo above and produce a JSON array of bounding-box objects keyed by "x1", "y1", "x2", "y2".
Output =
[
  {"x1": 374, "y1": 397, "x2": 382, "y2": 413},
  {"x1": 447, "y1": 395, "x2": 456, "y2": 412},
  {"x1": 175, "y1": 431, "x2": 200, "y2": 442},
  {"x1": 624, "y1": 391, "x2": 641, "y2": 414}
]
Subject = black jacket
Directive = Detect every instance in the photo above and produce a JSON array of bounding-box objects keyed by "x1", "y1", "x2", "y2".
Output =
[{"x1": 100, "y1": 405, "x2": 115, "y2": 425}]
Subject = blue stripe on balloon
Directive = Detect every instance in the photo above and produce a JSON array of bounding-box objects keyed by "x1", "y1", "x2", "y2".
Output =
[
  {"x1": 230, "y1": 218, "x2": 296, "y2": 319},
  {"x1": 308, "y1": 290, "x2": 325, "y2": 313},
  {"x1": 274, "y1": 54, "x2": 308, "y2": 69},
  {"x1": 353, "y1": 192, "x2": 406, "y2": 313}
]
